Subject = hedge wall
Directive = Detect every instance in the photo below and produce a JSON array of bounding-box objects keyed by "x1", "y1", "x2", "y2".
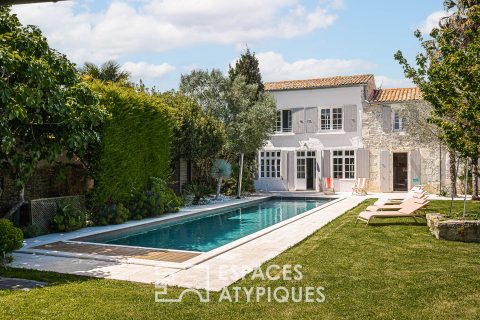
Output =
[{"x1": 90, "y1": 82, "x2": 173, "y2": 205}]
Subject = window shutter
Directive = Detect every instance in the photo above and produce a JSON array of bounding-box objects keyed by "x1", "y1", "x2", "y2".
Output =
[
  {"x1": 322, "y1": 150, "x2": 331, "y2": 178},
  {"x1": 281, "y1": 150, "x2": 288, "y2": 180},
  {"x1": 355, "y1": 149, "x2": 370, "y2": 178},
  {"x1": 305, "y1": 107, "x2": 318, "y2": 133},
  {"x1": 380, "y1": 150, "x2": 391, "y2": 192},
  {"x1": 382, "y1": 105, "x2": 392, "y2": 133},
  {"x1": 292, "y1": 108, "x2": 305, "y2": 134},
  {"x1": 409, "y1": 149, "x2": 422, "y2": 185},
  {"x1": 287, "y1": 151, "x2": 295, "y2": 190},
  {"x1": 344, "y1": 105, "x2": 357, "y2": 132}
]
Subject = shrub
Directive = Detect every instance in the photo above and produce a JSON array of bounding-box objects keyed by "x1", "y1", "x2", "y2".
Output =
[
  {"x1": 21, "y1": 224, "x2": 41, "y2": 238},
  {"x1": 183, "y1": 181, "x2": 213, "y2": 205},
  {"x1": 92, "y1": 201, "x2": 130, "y2": 226},
  {"x1": 0, "y1": 219, "x2": 23, "y2": 264},
  {"x1": 163, "y1": 187, "x2": 182, "y2": 213},
  {"x1": 129, "y1": 177, "x2": 181, "y2": 219},
  {"x1": 51, "y1": 201, "x2": 87, "y2": 232}
]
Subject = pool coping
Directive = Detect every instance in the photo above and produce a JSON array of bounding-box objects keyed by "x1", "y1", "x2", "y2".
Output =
[{"x1": 17, "y1": 195, "x2": 342, "y2": 270}]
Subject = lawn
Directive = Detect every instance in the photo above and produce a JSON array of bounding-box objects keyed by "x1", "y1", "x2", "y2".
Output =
[
  {"x1": 1, "y1": 199, "x2": 479, "y2": 320},
  {"x1": 425, "y1": 199, "x2": 480, "y2": 220}
]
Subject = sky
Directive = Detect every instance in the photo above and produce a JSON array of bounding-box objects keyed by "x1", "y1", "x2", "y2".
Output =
[{"x1": 12, "y1": 0, "x2": 446, "y2": 91}]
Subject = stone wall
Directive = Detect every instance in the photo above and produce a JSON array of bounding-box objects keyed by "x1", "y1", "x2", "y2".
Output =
[
  {"x1": 427, "y1": 213, "x2": 480, "y2": 243},
  {"x1": 362, "y1": 102, "x2": 448, "y2": 193},
  {"x1": 0, "y1": 163, "x2": 89, "y2": 213}
]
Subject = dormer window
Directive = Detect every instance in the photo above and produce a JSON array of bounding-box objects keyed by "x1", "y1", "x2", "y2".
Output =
[{"x1": 276, "y1": 110, "x2": 292, "y2": 133}]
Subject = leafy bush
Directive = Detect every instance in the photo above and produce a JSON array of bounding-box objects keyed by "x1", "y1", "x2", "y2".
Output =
[
  {"x1": 21, "y1": 224, "x2": 41, "y2": 238},
  {"x1": 51, "y1": 201, "x2": 87, "y2": 232},
  {"x1": 183, "y1": 181, "x2": 214, "y2": 205},
  {"x1": 129, "y1": 177, "x2": 181, "y2": 219},
  {"x1": 92, "y1": 201, "x2": 130, "y2": 226},
  {"x1": 0, "y1": 219, "x2": 23, "y2": 264}
]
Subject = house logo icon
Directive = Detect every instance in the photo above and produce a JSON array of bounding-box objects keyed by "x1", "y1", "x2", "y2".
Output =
[{"x1": 154, "y1": 265, "x2": 211, "y2": 303}]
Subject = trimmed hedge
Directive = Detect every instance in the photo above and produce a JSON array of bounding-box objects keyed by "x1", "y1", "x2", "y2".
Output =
[{"x1": 90, "y1": 82, "x2": 173, "y2": 205}]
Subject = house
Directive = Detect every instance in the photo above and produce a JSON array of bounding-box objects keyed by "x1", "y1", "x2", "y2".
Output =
[
  {"x1": 255, "y1": 74, "x2": 374, "y2": 192},
  {"x1": 363, "y1": 87, "x2": 446, "y2": 193},
  {"x1": 254, "y1": 74, "x2": 446, "y2": 193}
]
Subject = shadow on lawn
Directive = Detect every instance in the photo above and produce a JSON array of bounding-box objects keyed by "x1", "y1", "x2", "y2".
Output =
[
  {"x1": 365, "y1": 221, "x2": 427, "y2": 227},
  {"x1": 0, "y1": 267, "x2": 93, "y2": 287}
]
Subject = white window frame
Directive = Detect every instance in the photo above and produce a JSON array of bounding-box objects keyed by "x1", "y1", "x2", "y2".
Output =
[
  {"x1": 332, "y1": 150, "x2": 355, "y2": 180},
  {"x1": 320, "y1": 107, "x2": 343, "y2": 131},
  {"x1": 393, "y1": 111, "x2": 405, "y2": 132},
  {"x1": 276, "y1": 109, "x2": 292, "y2": 133},
  {"x1": 259, "y1": 151, "x2": 281, "y2": 178}
]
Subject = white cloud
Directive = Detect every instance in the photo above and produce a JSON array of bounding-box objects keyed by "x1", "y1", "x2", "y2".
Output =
[
  {"x1": 12, "y1": 0, "x2": 341, "y2": 64},
  {"x1": 419, "y1": 10, "x2": 448, "y2": 35},
  {"x1": 375, "y1": 75, "x2": 413, "y2": 88},
  {"x1": 256, "y1": 51, "x2": 376, "y2": 81},
  {"x1": 122, "y1": 61, "x2": 175, "y2": 80}
]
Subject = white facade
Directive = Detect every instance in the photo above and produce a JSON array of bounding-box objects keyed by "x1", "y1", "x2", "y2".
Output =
[{"x1": 255, "y1": 82, "x2": 371, "y2": 193}]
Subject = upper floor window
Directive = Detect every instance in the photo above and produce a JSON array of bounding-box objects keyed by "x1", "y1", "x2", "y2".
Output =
[
  {"x1": 333, "y1": 150, "x2": 355, "y2": 179},
  {"x1": 276, "y1": 110, "x2": 292, "y2": 133},
  {"x1": 260, "y1": 151, "x2": 281, "y2": 178},
  {"x1": 320, "y1": 107, "x2": 343, "y2": 131},
  {"x1": 393, "y1": 111, "x2": 406, "y2": 131}
]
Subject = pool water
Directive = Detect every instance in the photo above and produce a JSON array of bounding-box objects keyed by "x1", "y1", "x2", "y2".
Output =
[{"x1": 85, "y1": 198, "x2": 330, "y2": 252}]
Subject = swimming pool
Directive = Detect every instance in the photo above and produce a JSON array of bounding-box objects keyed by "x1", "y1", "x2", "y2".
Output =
[{"x1": 80, "y1": 198, "x2": 331, "y2": 252}]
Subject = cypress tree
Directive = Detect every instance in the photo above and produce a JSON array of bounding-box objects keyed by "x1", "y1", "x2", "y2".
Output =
[{"x1": 228, "y1": 48, "x2": 264, "y2": 94}]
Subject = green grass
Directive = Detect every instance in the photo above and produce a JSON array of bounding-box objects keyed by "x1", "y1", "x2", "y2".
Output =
[
  {"x1": 1, "y1": 199, "x2": 479, "y2": 320},
  {"x1": 425, "y1": 200, "x2": 480, "y2": 220}
]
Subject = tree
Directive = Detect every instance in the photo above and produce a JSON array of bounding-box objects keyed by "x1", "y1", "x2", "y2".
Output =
[
  {"x1": 161, "y1": 91, "x2": 226, "y2": 179},
  {"x1": 228, "y1": 48, "x2": 264, "y2": 94},
  {"x1": 225, "y1": 76, "x2": 276, "y2": 198},
  {"x1": 80, "y1": 60, "x2": 131, "y2": 84},
  {"x1": 0, "y1": 7, "x2": 106, "y2": 217},
  {"x1": 179, "y1": 69, "x2": 229, "y2": 121},
  {"x1": 395, "y1": 0, "x2": 480, "y2": 203},
  {"x1": 179, "y1": 58, "x2": 276, "y2": 198},
  {"x1": 211, "y1": 159, "x2": 232, "y2": 200}
]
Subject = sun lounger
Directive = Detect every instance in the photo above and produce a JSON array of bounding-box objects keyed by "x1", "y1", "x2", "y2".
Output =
[
  {"x1": 356, "y1": 201, "x2": 428, "y2": 225},
  {"x1": 352, "y1": 178, "x2": 368, "y2": 196},
  {"x1": 366, "y1": 198, "x2": 428, "y2": 212},
  {"x1": 375, "y1": 188, "x2": 427, "y2": 206}
]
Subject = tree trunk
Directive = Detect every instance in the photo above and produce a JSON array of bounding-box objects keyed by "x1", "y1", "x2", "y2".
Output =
[
  {"x1": 2, "y1": 187, "x2": 25, "y2": 219},
  {"x1": 449, "y1": 149, "x2": 457, "y2": 197},
  {"x1": 463, "y1": 158, "x2": 468, "y2": 219},
  {"x1": 439, "y1": 142, "x2": 442, "y2": 194},
  {"x1": 473, "y1": 158, "x2": 479, "y2": 201},
  {"x1": 236, "y1": 153, "x2": 244, "y2": 199},
  {"x1": 215, "y1": 177, "x2": 222, "y2": 200}
]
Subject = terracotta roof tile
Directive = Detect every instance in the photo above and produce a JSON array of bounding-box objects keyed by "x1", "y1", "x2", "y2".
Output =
[
  {"x1": 370, "y1": 87, "x2": 421, "y2": 103},
  {"x1": 264, "y1": 74, "x2": 374, "y2": 91}
]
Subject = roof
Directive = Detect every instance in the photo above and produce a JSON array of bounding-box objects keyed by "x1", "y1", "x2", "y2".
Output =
[
  {"x1": 370, "y1": 87, "x2": 421, "y2": 103},
  {"x1": 264, "y1": 74, "x2": 374, "y2": 91}
]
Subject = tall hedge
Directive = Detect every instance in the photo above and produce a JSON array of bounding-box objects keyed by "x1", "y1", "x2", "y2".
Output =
[{"x1": 89, "y1": 82, "x2": 173, "y2": 205}]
